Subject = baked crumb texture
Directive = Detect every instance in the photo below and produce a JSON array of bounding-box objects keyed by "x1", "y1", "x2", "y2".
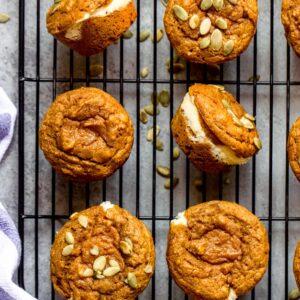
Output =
[{"x1": 288, "y1": 117, "x2": 300, "y2": 181}]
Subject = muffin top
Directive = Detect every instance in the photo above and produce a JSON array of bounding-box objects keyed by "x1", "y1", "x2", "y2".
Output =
[
  {"x1": 164, "y1": 0, "x2": 258, "y2": 64},
  {"x1": 39, "y1": 87, "x2": 134, "y2": 181},
  {"x1": 167, "y1": 200, "x2": 269, "y2": 300},
  {"x1": 294, "y1": 240, "x2": 300, "y2": 288},
  {"x1": 288, "y1": 117, "x2": 300, "y2": 181},
  {"x1": 51, "y1": 203, "x2": 155, "y2": 300}
]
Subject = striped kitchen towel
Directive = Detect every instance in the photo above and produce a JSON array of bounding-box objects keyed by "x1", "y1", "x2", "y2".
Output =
[{"x1": 0, "y1": 203, "x2": 37, "y2": 300}]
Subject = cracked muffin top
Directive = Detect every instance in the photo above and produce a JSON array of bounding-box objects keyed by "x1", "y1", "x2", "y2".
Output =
[
  {"x1": 39, "y1": 87, "x2": 134, "y2": 181},
  {"x1": 167, "y1": 200, "x2": 269, "y2": 300},
  {"x1": 51, "y1": 202, "x2": 155, "y2": 300},
  {"x1": 164, "y1": 0, "x2": 258, "y2": 64},
  {"x1": 288, "y1": 117, "x2": 300, "y2": 181}
]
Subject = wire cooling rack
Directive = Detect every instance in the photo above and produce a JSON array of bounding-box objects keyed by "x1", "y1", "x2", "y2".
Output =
[{"x1": 17, "y1": 0, "x2": 300, "y2": 299}]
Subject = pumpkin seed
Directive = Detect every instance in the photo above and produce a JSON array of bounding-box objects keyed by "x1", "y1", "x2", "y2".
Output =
[
  {"x1": 193, "y1": 178, "x2": 203, "y2": 190},
  {"x1": 228, "y1": 110, "x2": 242, "y2": 126},
  {"x1": 103, "y1": 266, "x2": 120, "y2": 277},
  {"x1": 65, "y1": 232, "x2": 74, "y2": 244},
  {"x1": 223, "y1": 39, "x2": 234, "y2": 56},
  {"x1": 244, "y1": 113, "x2": 255, "y2": 121},
  {"x1": 80, "y1": 267, "x2": 94, "y2": 277},
  {"x1": 144, "y1": 104, "x2": 160, "y2": 116},
  {"x1": 211, "y1": 29, "x2": 223, "y2": 50},
  {"x1": 254, "y1": 137, "x2": 262, "y2": 150},
  {"x1": 140, "y1": 30, "x2": 150, "y2": 42},
  {"x1": 89, "y1": 64, "x2": 103, "y2": 77},
  {"x1": 224, "y1": 177, "x2": 231, "y2": 185},
  {"x1": 147, "y1": 126, "x2": 160, "y2": 142},
  {"x1": 213, "y1": 0, "x2": 224, "y2": 10},
  {"x1": 210, "y1": 84, "x2": 225, "y2": 91},
  {"x1": 123, "y1": 30, "x2": 133, "y2": 39},
  {"x1": 127, "y1": 273, "x2": 138, "y2": 289},
  {"x1": 164, "y1": 177, "x2": 179, "y2": 189},
  {"x1": 90, "y1": 245, "x2": 100, "y2": 256},
  {"x1": 152, "y1": 28, "x2": 164, "y2": 43},
  {"x1": 158, "y1": 90, "x2": 170, "y2": 107},
  {"x1": 93, "y1": 256, "x2": 106, "y2": 272},
  {"x1": 222, "y1": 99, "x2": 231, "y2": 109},
  {"x1": 189, "y1": 14, "x2": 200, "y2": 29},
  {"x1": 156, "y1": 139, "x2": 164, "y2": 151},
  {"x1": 69, "y1": 212, "x2": 78, "y2": 219},
  {"x1": 120, "y1": 239, "x2": 133, "y2": 255},
  {"x1": 200, "y1": 0, "x2": 213, "y2": 10},
  {"x1": 156, "y1": 165, "x2": 170, "y2": 177},
  {"x1": 140, "y1": 109, "x2": 148, "y2": 124},
  {"x1": 109, "y1": 259, "x2": 120, "y2": 268},
  {"x1": 62, "y1": 244, "x2": 73, "y2": 256},
  {"x1": 248, "y1": 74, "x2": 261, "y2": 82},
  {"x1": 227, "y1": 0, "x2": 237, "y2": 4},
  {"x1": 173, "y1": 5, "x2": 189, "y2": 21},
  {"x1": 169, "y1": 63, "x2": 185, "y2": 73},
  {"x1": 160, "y1": 0, "x2": 168, "y2": 6},
  {"x1": 173, "y1": 147, "x2": 180, "y2": 160},
  {"x1": 166, "y1": 55, "x2": 180, "y2": 68},
  {"x1": 151, "y1": 91, "x2": 158, "y2": 105},
  {"x1": 199, "y1": 36, "x2": 211, "y2": 49},
  {"x1": 288, "y1": 288, "x2": 300, "y2": 299},
  {"x1": 78, "y1": 215, "x2": 88, "y2": 228},
  {"x1": 240, "y1": 116, "x2": 254, "y2": 129},
  {"x1": 95, "y1": 272, "x2": 105, "y2": 279},
  {"x1": 141, "y1": 67, "x2": 150, "y2": 78},
  {"x1": 216, "y1": 17, "x2": 227, "y2": 30},
  {"x1": 0, "y1": 14, "x2": 10, "y2": 23},
  {"x1": 200, "y1": 17, "x2": 211, "y2": 35},
  {"x1": 144, "y1": 264, "x2": 153, "y2": 274}
]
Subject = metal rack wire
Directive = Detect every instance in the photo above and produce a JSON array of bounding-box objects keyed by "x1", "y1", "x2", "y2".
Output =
[{"x1": 17, "y1": 0, "x2": 300, "y2": 299}]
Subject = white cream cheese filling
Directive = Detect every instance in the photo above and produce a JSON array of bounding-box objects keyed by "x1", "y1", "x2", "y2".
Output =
[
  {"x1": 228, "y1": 288, "x2": 238, "y2": 300},
  {"x1": 180, "y1": 93, "x2": 249, "y2": 166},
  {"x1": 171, "y1": 211, "x2": 187, "y2": 226},
  {"x1": 100, "y1": 201, "x2": 115, "y2": 211}
]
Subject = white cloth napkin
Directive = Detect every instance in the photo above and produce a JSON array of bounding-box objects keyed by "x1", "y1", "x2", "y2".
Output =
[{"x1": 0, "y1": 87, "x2": 17, "y2": 162}]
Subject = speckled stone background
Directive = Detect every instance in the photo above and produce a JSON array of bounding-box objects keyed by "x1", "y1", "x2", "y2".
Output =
[{"x1": 1, "y1": 0, "x2": 300, "y2": 299}]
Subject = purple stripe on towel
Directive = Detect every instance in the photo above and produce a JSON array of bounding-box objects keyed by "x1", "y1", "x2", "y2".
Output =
[
  {"x1": 0, "y1": 113, "x2": 11, "y2": 141},
  {"x1": 0, "y1": 287, "x2": 15, "y2": 300},
  {"x1": 0, "y1": 206, "x2": 21, "y2": 255}
]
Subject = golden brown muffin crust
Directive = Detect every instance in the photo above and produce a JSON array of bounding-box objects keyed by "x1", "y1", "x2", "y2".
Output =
[
  {"x1": 288, "y1": 117, "x2": 300, "y2": 181},
  {"x1": 51, "y1": 204, "x2": 155, "y2": 300},
  {"x1": 167, "y1": 201, "x2": 269, "y2": 300},
  {"x1": 281, "y1": 0, "x2": 300, "y2": 57},
  {"x1": 164, "y1": 0, "x2": 258, "y2": 64},
  {"x1": 294, "y1": 240, "x2": 300, "y2": 288},
  {"x1": 39, "y1": 87, "x2": 134, "y2": 181}
]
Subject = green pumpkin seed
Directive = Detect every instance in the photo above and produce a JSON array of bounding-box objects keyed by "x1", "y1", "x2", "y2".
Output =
[
  {"x1": 193, "y1": 178, "x2": 203, "y2": 190},
  {"x1": 160, "y1": 0, "x2": 168, "y2": 7},
  {"x1": 109, "y1": 259, "x2": 120, "y2": 268},
  {"x1": 216, "y1": 17, "x2": 227, "y2": 30},
  {"x1": 189, "y1": 14, "x2": 200, "y2": 29},
  {"x1": 156, "y1": 139, "x2": 164, "y2": 151},
  {"x1": 200, "y1": 17, "x2": 211, "y2": 35},
  {"x1": 240, "y1": 116, "x2": 254, "y2": 129},
  {"x1": 223, "y1": 39, "x2": 234, "y2": 56},
  {"x1": 62, "y1": 244, "x2": 73, "y2": 256},
  {"x1": 65, "y1": 232, "x2": 74, "y2": 244},
  {"x1": 152, "y1": 28, "x2": 164, "y2": 43},
  {"x1": 140, "y1": 30, "x2": 150, "y2": 42},
  {"x1": 227, "y1": 0, "x2": 237, "y2": 4},
  {"x1": 103, "y1": 266, "x2": 120, "y2": 277},
  {"x1": 93, "y1": 256, "x2": 106, "y2": 272},
  {"x1": 173, "y1": 5, "x2": 189, "y2": 21},
  {"x1": 120, "y1": 238, "x2": 133, "y2": 255},
  {"x1": 156, "y1": 165, "x2": 170, "y2": 177},
  {"x1": 222, "y1": 99, "x2": 231, "y2": 109},
  {"x1": 80, "y1": 267, "x2": 94, "y2": 277},
  {"x1": 211, "y1": 29, "x2": 223, "y2": 50},
  {"x1": 144, "y1": 104, "x2": 160, "y2": 116},
  {"x1": 248, "y1": 74, "x2": 260, "y2": 82},
  {"x1": 199, "y1": 36, "x2": 211, "y2": 49},
  {"x1": 169, "y1": 63, "x2": 185, "y2": 73},
  {"x1": 140, "y1": 109, "x2": 148, "y2": 124},
  {"x1": 147, "y1": 126, "x2": 160, "y2": 142},
  {"x1": 288, "y1": 288, "x2": 300, "y2": 300},
  {"x1": 89, "y1": 64, "x2": 103, "y2": 77},
  {"x1": 158, "y1": 90, "x2": 170, "y2": 107},
  {"x1": 123, "y1": 30, "x2": 133, "y2": 39},
  {"x1": 173, "y1": 147, "x2": 180, "y2": 160},
  {"x1": 164, "y1": 177, "x2": 179, "y2": 189},
  {"x1": 244, "y1": 113, "x2": 255, "y2": 121},
  {"x1": 90, "y1": 245, "x2": 100, "y2": 256},
  {"x1": 69, "y1": 212, "x2": 78, "y2": 219},
  {"x1": 0, "y1": 14, "x2": 10, "y2": 23},
  {"x1": 144, "y1": 264, "x2": 153, "y2": 274},
  {"x1": 200, "y1": 0, "x2": 213, "y2": 10},
  {"x1": 141, "y1": 67, "x2": 150, "y2": 78},
  {"x1": 213, "y1": 0, "x2": 224, "y2": 10},
  {"x1": 78, "y1": 215, "x2": 88, "y2": 228},
  {"x1": 127, "y1": 272, "x2": 138, "y2": 289},
  {"x1": 166, "y1": 55, "x2": 180, "y2": 68},
  {"x1": 254, "y1": 137, "x2": 262, "y2": 150}
]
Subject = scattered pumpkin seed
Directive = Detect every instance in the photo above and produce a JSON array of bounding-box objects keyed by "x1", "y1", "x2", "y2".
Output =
[
  {"x1": 0, "y1": 14, "x2": 10, "y2": 23},
  {"x1": 200, "y1": 17, "x2": 211, "y2": 35},
  {"x1": 127, "y1": 272, "x2": 138, "y2": 289},
  {"x1": 228, "y1": 110, "x2": 242, "y2": 126},
  {"x1": 244, "y1": 113, "x2": 255, "y2": 121},
  {"x1": 160, "y1": 0, "x2": 168, "y2": 6},
  {"x1": 103, "y1": 266, "x2": 121, "y2": 277},
  {"x1": 223, "y1": 39, "x2": 234, "y2": 56},
  {"x1": 152, "y1": 28, "x2": 164, "y2": 43},
  {"x1": 123, "y1": 30, "x2": 133, "y2": 39},
  {"x1": 200, "y1": 0, "x2": 213, "y2": 10},
  {"x1": 151, "y1": 91, "x2": 158, "y2": 105},
  {"x1": 78, "y1": 215, "x2": 88, "y2": 228},
  {"x1": 164, "y1": 176, "x2": 179, "y2": 189},
  {"x1": 213, "y1": 0, "x2": 224, "y2": 10},
  {"x1": 193, "y1": 178, "x2": 203, "y2": 190},
  {"x1": 248, "y1": 74, "x2": 261, "y2": 82},
  {"x1": 144, "y1": 264, "x2": 153, "y2": 274},
  {"x1": 222, "y1": 99, "x2": 231, "y2": 109},
  {"x1": 156, "y1": 165, "x2": 170, "y2": 177},
  {"x1": 147, "y1": 126, "x2": 160, "y2": 142},
  {"x1": 240, "y1": 116, "x2": 254, "y2": 129},
  {"x1": 144, "y1": 104, "x2": 160, "y2": 116},
  {"x1": 168, "y1": 62, "x2": 185, "y2": 73},
  {"x1": 288, "y1": 288, "x2": 300, "y2": 300},
  {"x1": 224, "y1": 177, "x2": 231, "y2": 185},
  {"x1": 62, "y1": 244, "x2": 73, "y2": 256},
  {"x1": 93, "y1": 256, "x2": 106, "y2": 272},
  {"x1": 89, "y1": 64, "x2": 103, "y2": 77},
  {"x1": 254, "y1": 137, "x2": 262, "y2": 149},
  {"x1": 109, "y1": 259, "x2": 120, "y2": 268},
  {"x1": 166, "y1": 55, "x2": 180, "y2": 68},
  {"x1": 189, "y1": 14, "x2": 200, "y2": 29},
  {"x1": 158, "y1": 90, "x2": 170, "y2": 107},
  {"x1": 69, "y1": 212, "x2": 78, "y2": 219},
  {"x1": 199, "y1": 36, "x2": 211, "y2": 49},
  {"x1": 90, "y1": 245, "x2": 100, "y2": 256},
  {"x1": 80, "y1": 267, "x2": 94, "y2": 277},
  {"x1": 210, "y1": 84, "x2": 225, "y2": 91},
  {"x1": 156, "y1": 139, "x2": 164, "y2": 151},
  {"x1": 173, "y1": 147, "x2": 180, "y2": 160},
  {"x1": 120, "y1": 238, "x2": 133, "y2": 255},
  {"x1": 140, "y1": 109, "x2": 148, "y2": 124},
  {"x1": 173, "y1": 5, "x2": 189, "y2": 21},
  {"x1": 140, "y1": 30, "x2": 150, "y2": 42},
  {"x1": 216, "y1": 17, "x2": 227, "y2": 30},
  {"x1": 211, "y1": 29, "x2": 223, "y2": 51},
  {"x1": 141, "y1": 67, "x2": 150, "y2": 78},
  {"x1": 65, "y1": 232, "x2": 74, "y2": 244},
  {"x1": 95, "y1": 272, "x2": 105, "y2": 279},
  {"x1": 227, "y1": 0, "x2": 237, "y2": 4}
]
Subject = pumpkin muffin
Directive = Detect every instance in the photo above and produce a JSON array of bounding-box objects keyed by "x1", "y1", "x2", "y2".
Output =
[
  {"x1": 167, "y1": 200, "x2": 269, "y2": 300},
  {"x1": 171, "y1": 84, "x2": 262, "y2": 172},
  {"x1": 294, "y1": 240, "x2": 300, "y2": 289},
  {"x1": 39, "y1": 87, "x2": 134, "y2": 181},
  {"x1": 281, "y1": 0, "x2": 300, "y2": 57},
  {"x1": 288, "y1": 117, "x2": 300, "y2": 181},
  {"x1": 51, "y1": 202, "x2": 155, "y2": 300},
  {"x1": 163, "y1": 0, "x2": 258, "y2": 64},
  {"x1": 46, "y1": 0, "x2": 137, "y2": 56}
]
